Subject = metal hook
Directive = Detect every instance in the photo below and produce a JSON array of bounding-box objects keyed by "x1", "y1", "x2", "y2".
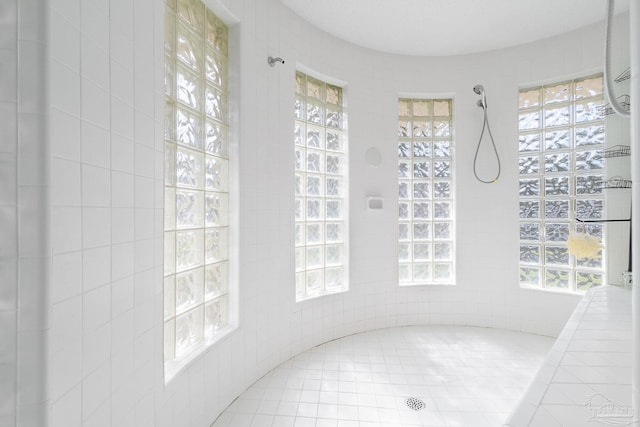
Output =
[{"x1": 268, "y1": 56, "x2": 285, "y2": 67}]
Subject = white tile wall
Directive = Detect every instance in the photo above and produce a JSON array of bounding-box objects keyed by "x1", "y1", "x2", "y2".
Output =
[{"x1": 1, "y1": 0, "x2": 633, "y2": 426}]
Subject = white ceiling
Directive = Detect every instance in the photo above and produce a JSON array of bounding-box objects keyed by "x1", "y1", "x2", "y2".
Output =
[{"x1": 279, "y1": 0, "x2": 630, "y2": 56}]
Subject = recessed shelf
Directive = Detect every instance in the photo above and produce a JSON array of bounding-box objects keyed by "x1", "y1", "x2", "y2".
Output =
[
  {"x1": 614, "y1": 67, "x2": 631, "y2": 83},
  {"x1": 601, "y1": 95, "x2": 631, "y2": 115},
  {"x1": 605, "y1": 177, "x2": 632, "y2": 189},
  {"x1": 603, "y1": 144, "x2": 631, "y2": 158}
]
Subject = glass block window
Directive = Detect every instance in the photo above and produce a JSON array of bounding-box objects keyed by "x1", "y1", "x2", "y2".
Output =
[
  {"x1": 398, "y1": 99, "x2": 455, "y2": 285},
  {"x1": 518, "y1": 75, "x2": 606, "y2": 292},
  {"x1": 295, "y1": 71, "x2": 348, "y2": 301},
  {"x1": 164, "y1": 0, "x2": 230, "y2": 364}
]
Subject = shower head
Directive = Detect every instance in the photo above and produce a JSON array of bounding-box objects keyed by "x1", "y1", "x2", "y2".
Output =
[
  {"x1": 473, "y1": 84, "x2": 487, "y2": 108},
  {"x1": 473, "y1": 85, "x2": 485, "y2": 95}
]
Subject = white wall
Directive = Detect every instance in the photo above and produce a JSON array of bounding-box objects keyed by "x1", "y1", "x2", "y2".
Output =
[{"x1": 1, "y1": 0, "x2": 629, "y2": 426}]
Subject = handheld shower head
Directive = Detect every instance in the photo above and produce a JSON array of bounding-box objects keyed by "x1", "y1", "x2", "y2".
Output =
[
  {"x1": 473, "y1": 84, "x2": 487, "y2": 108},
  {"x1": 473, "y1": 85, "x2": 485, "y2": 95}
]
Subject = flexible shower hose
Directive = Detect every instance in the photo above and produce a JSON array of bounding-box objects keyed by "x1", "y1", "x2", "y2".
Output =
[
  {"x1": 604, "y1": 0, "x2": 631, "y2": 118},
  {"x1": 473, "y1": 106, "x2": 501, "y2": 183}
]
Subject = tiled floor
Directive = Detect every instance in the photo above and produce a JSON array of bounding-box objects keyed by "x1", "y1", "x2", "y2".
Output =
[{"x1": 212, "y1": 326, "x2": 554, "y2": 427}]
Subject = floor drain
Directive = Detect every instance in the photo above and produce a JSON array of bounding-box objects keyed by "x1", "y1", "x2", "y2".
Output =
[{"x1": 405, "y1": 397, "x2": 426, "y2": 411}]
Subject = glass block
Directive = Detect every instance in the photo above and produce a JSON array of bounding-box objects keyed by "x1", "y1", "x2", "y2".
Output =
[
  {"x1": 413, "y1": 141, "x2": 430, "y2": 157},
  {"x1": 398, "y1": 142, "x2": 410, "y2": 158},
  {"x1": 205, "y1": 121, "x2": 227, "y2": 157},
  {"x1": 294, "y1": 198, "x2": 304, "y2": 220},
  {"x1": 434, "y1": 202, "x2": 450, "y2": 219},
  {"x1": 204, "y1": 295, "x2": 228, "y2": 338},
  {"x1": 544, "y1": 153, "x2": 570, "y2": 172},
  {"x1": 205, "y1": 192, "x2": 228, "y2": 226},
  {"x1": 165, "y1": 11, "x2": 176, "y2": 53},
  {"x1": 433, "y1": 264, "x2": 451, "y2": 282},
  {"x1": 577, "y1": 251, "x2": 603, "y2": 269},
  {"x1": 398, "y1": 120, "x2": 411, "y2": 137},
  {"x1": 433, "y1": 100, "x2": 450, "y2": 116},
  {"x1": 434, "y1": 140, "x2": 451, "y2": 157},
  {"x1": 306, "y1": 199, "x2": 323, "y2": 220},
  {"x1": 434, "y1": 222, "x2": 451, "y2": 239},
  {"x1": 165, "y1": 54, "x2": 175, "y2": 97},
  {"x1": 399, "y1": 223, "x2": 410, "y2": 241},
  {"x1": 177, "y1": 108, "x2": 202, "y2": 149},
  {"x1": 306, "y1": 76, "x2": 323, "y2": 100},
  {"x1": 413, "y1": 120, "x2": 431, "y2": 137},
  {"x1": 544, "y1": 106, "x2": 570, "y2": 127},
  {"x1": 575, "y1": 150, "x2": 603, "y2": 170},
  {"x1": 295, "y1": 72, "x2": 305, "y2": 95},
  {"x1": 413, "y1": 264, "x2": 430, "y2": 282},
  {"x1": 295, "y1": 174, "x2": 302, "y2": 196},
  {"x1": 307, "y1": 150, "x2": 323, "y2": 173},
  {"x1": 164, "y1": 319, "x2": 175, "y2": 361},
  {"x1": 326, "y1": 267, "x2": 344, "y2": 290},
  {"x1": 520, "y1": 223, "x2": 540, "y2": 241},
  {"x1": 164, "y1": 276, "x2": 175, "y2": 320},
  {"x1": 326, "y1": 84, "x2": 342, "y2": 105},
  {"x1": 398, "y1": 160, "x2": 410, "y2": 178},
  {"x1": 519, "y1": 201, "x2": 540, "y2": 219},
  {"x1": 544, "y1": 83, "x2": 570, "y2": 104},
  {"x1": 326, "y1": 200, "x2": 343, "y2": 219},
  {"x1": 176, "y1": 229, "x2": 204, "y2": 271},
  {"x1": 306, "y1": 175, "x2": 322, "y2": 196},
  {"x1": 177, "y1": 0, "x2": 204, "y2": 33},
  {"x1": 433, "y1": 120, "x2": 450, "y2": 137},
  {"x1": 306, "y1": 246, "x2": 323, "y2": 268},
  {"x1": 326, "y1": 154, "x2": 343, "y2": 175},
  {"x1": 294, "y1": 122, "x2": 304, "y2": 146},
  {"x1": 544, "y1": 176, "x2": 569, "y2": 196},
  {"x1": 434, "y1": 243, "x2": 451, "y2": 261},
  {"x1": 326, "y1": 131, "x2": 343, "y2": 152},
  {"x1": 575, "y1": 76, "x2": 603, "y2": 99},
  {"x1": 575, "y1": 125, "x2": 604, "y2": 146},
  {"x1": 205, "y1": 86, "x2": 227, "y2": 122},
  {"x1": 413, "y1": 182, "x2": 430, "y2": 199},
  {"x1": 295, "y1": 148, "x2": 304, "y2": 171},
  {"x1": 413, "y1": 202, "x2": 430, "y2": 219},
  {"x1": 205, "y1": 50, "x2": 225, "y2": 87},
  {"x1": 413, "y1": 223, "x2": 430, "y2": 240},
  {"x1": 576, "y1": 223, "x2": 603, "y2": 238},
  {"x1": 177, "y1": 148, "x2": 204, "y2": 189},
  {"x1": 519, "y1": 267, "x2": 540, "y2": 287},
  {"x1": 306, "y1": 125, "x2": 323, "y2": 149},
  {"x1": 545, "y1": 223, "x2": 570, "y2": 242},
  {"x1": 520, "y1": 245, "x2": 539, "y2": 263},
  {"x1": 306, "y1": 270, "x2": 324, "y2": 295},
  {"x1": 176, "y1": 23, "x2": 202, "y2": 71},
  {"x1": 413, "y1": 161, "x2": 430, "y2": 178},
  {"x1": 576, "y1": 199, "x2": 603, "y2": 220},
  {"x1": 306, "y1": 102, "x2": 324, "y2": 125},
  {"x1": 326, "y1": 222, "x2": 343, "y2": 243},
  {"x1": 177, "y1": 67, "x2": 201, "y2": 109},
  {"x1": 295, "y1": 223, "x2": 304, "y2": 246},
  {"x1": 175, "y1": 267, "x2": 204, "y2": 314},
  {"x1": 399, "y1": 182, "x2": 409, "y2": 199},
  {"x1": 295, "y1": 247, "x2": 305, "y2": 272},
  {"x1": 433, "y1": 181, "x2": 450, "y2": 199},
  {"x1": 434, "y1": 161, "x2": 450, "y2": 178},
  {"x1": 544, "y1": 200, "x2": 569, "y2": 219},
  {"x1": 165, "y1": 188, "x2": 177, "y2": 232},
  {"x1": 519, "y1": 156, "x2": 539, "y2": 174},
  {"x1": 519, "y1": 178, "x2": 540, "y2": 196},
  {"x1": 519, "y1": 89, "x2": 540, "y2": 109},
  {"x1": 398, "y1": 202, "x2": 409, "y2": 219},
  {"x1": 326, "y1": 245, "x2": 343, "y2": 266},
  {"x1": 576, "y1": 175, "x2": 603, "y2": 194},
  {"x1": 165, "y1": 101, "x2": 176, "y2": 141},
  {"x1": 519, "y1": 133, "x2": 540, "y2": 152},
  {"x1": 176, "y1": 189, "x2": 204, "y2": 228},
  {"x1": 205, "y1": 227, "x2": 227, "y2": 263},
  {"x1": 413, "y1": 100, "x2": 431, "y2": 116},
  {"x1": 544, "y1": 129, "x2": 571, "y2": 150},
  {"x1": 413, "y1": 243, "x2": 430, "y2": 260},
  {"x1": 576, "y1": 272, "x2": 603, "y2": 291},
  {"x1": 165, "y1": 232, "x2": 176, "y2": 275},
  {"x1": 308, "y1": 223, "x2": 324, "y2": 246},
  {"x1": 398, "y1": 99, "x2": 411, "y2": 116},
  {"x1": 326, "y1": 177, "x2": 343, "y2": 197},
  {"x1": 575, "y1": 100, "x2": 604, "y2": 123},
  {"x1": 398, "y1": 243, "x2": 410, "y2": 261},
  {"x1": 205, "y1": 155, "x2": 228, "y2": 190},
  {"x1": 399, "y1": 263, "x2": 411, "y2": 283},
  {"x1": 295, "y1": 98, "x2": 304, "y2": 120},
  {"x1": 205, "y1": 261, "x2": 227, "y2": 298},
  {"x1": 175, "y1": 306, "x2": 203, "y2": 358},
  {"x1": 545, "y1": 246, "x2": 569, "y2": 265},
  {"x1": 545, "y1": 269, "x2": 569, "y2": 289},
  {"x1": 205, "y1": 10, "x2": 228, "y2": 55},
  {"x1": 519, "y1": 111, "x2": 540, "y2": 130},
  {"x1": 326, "y1": 108, "x2": 343, "y2": 129}
]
